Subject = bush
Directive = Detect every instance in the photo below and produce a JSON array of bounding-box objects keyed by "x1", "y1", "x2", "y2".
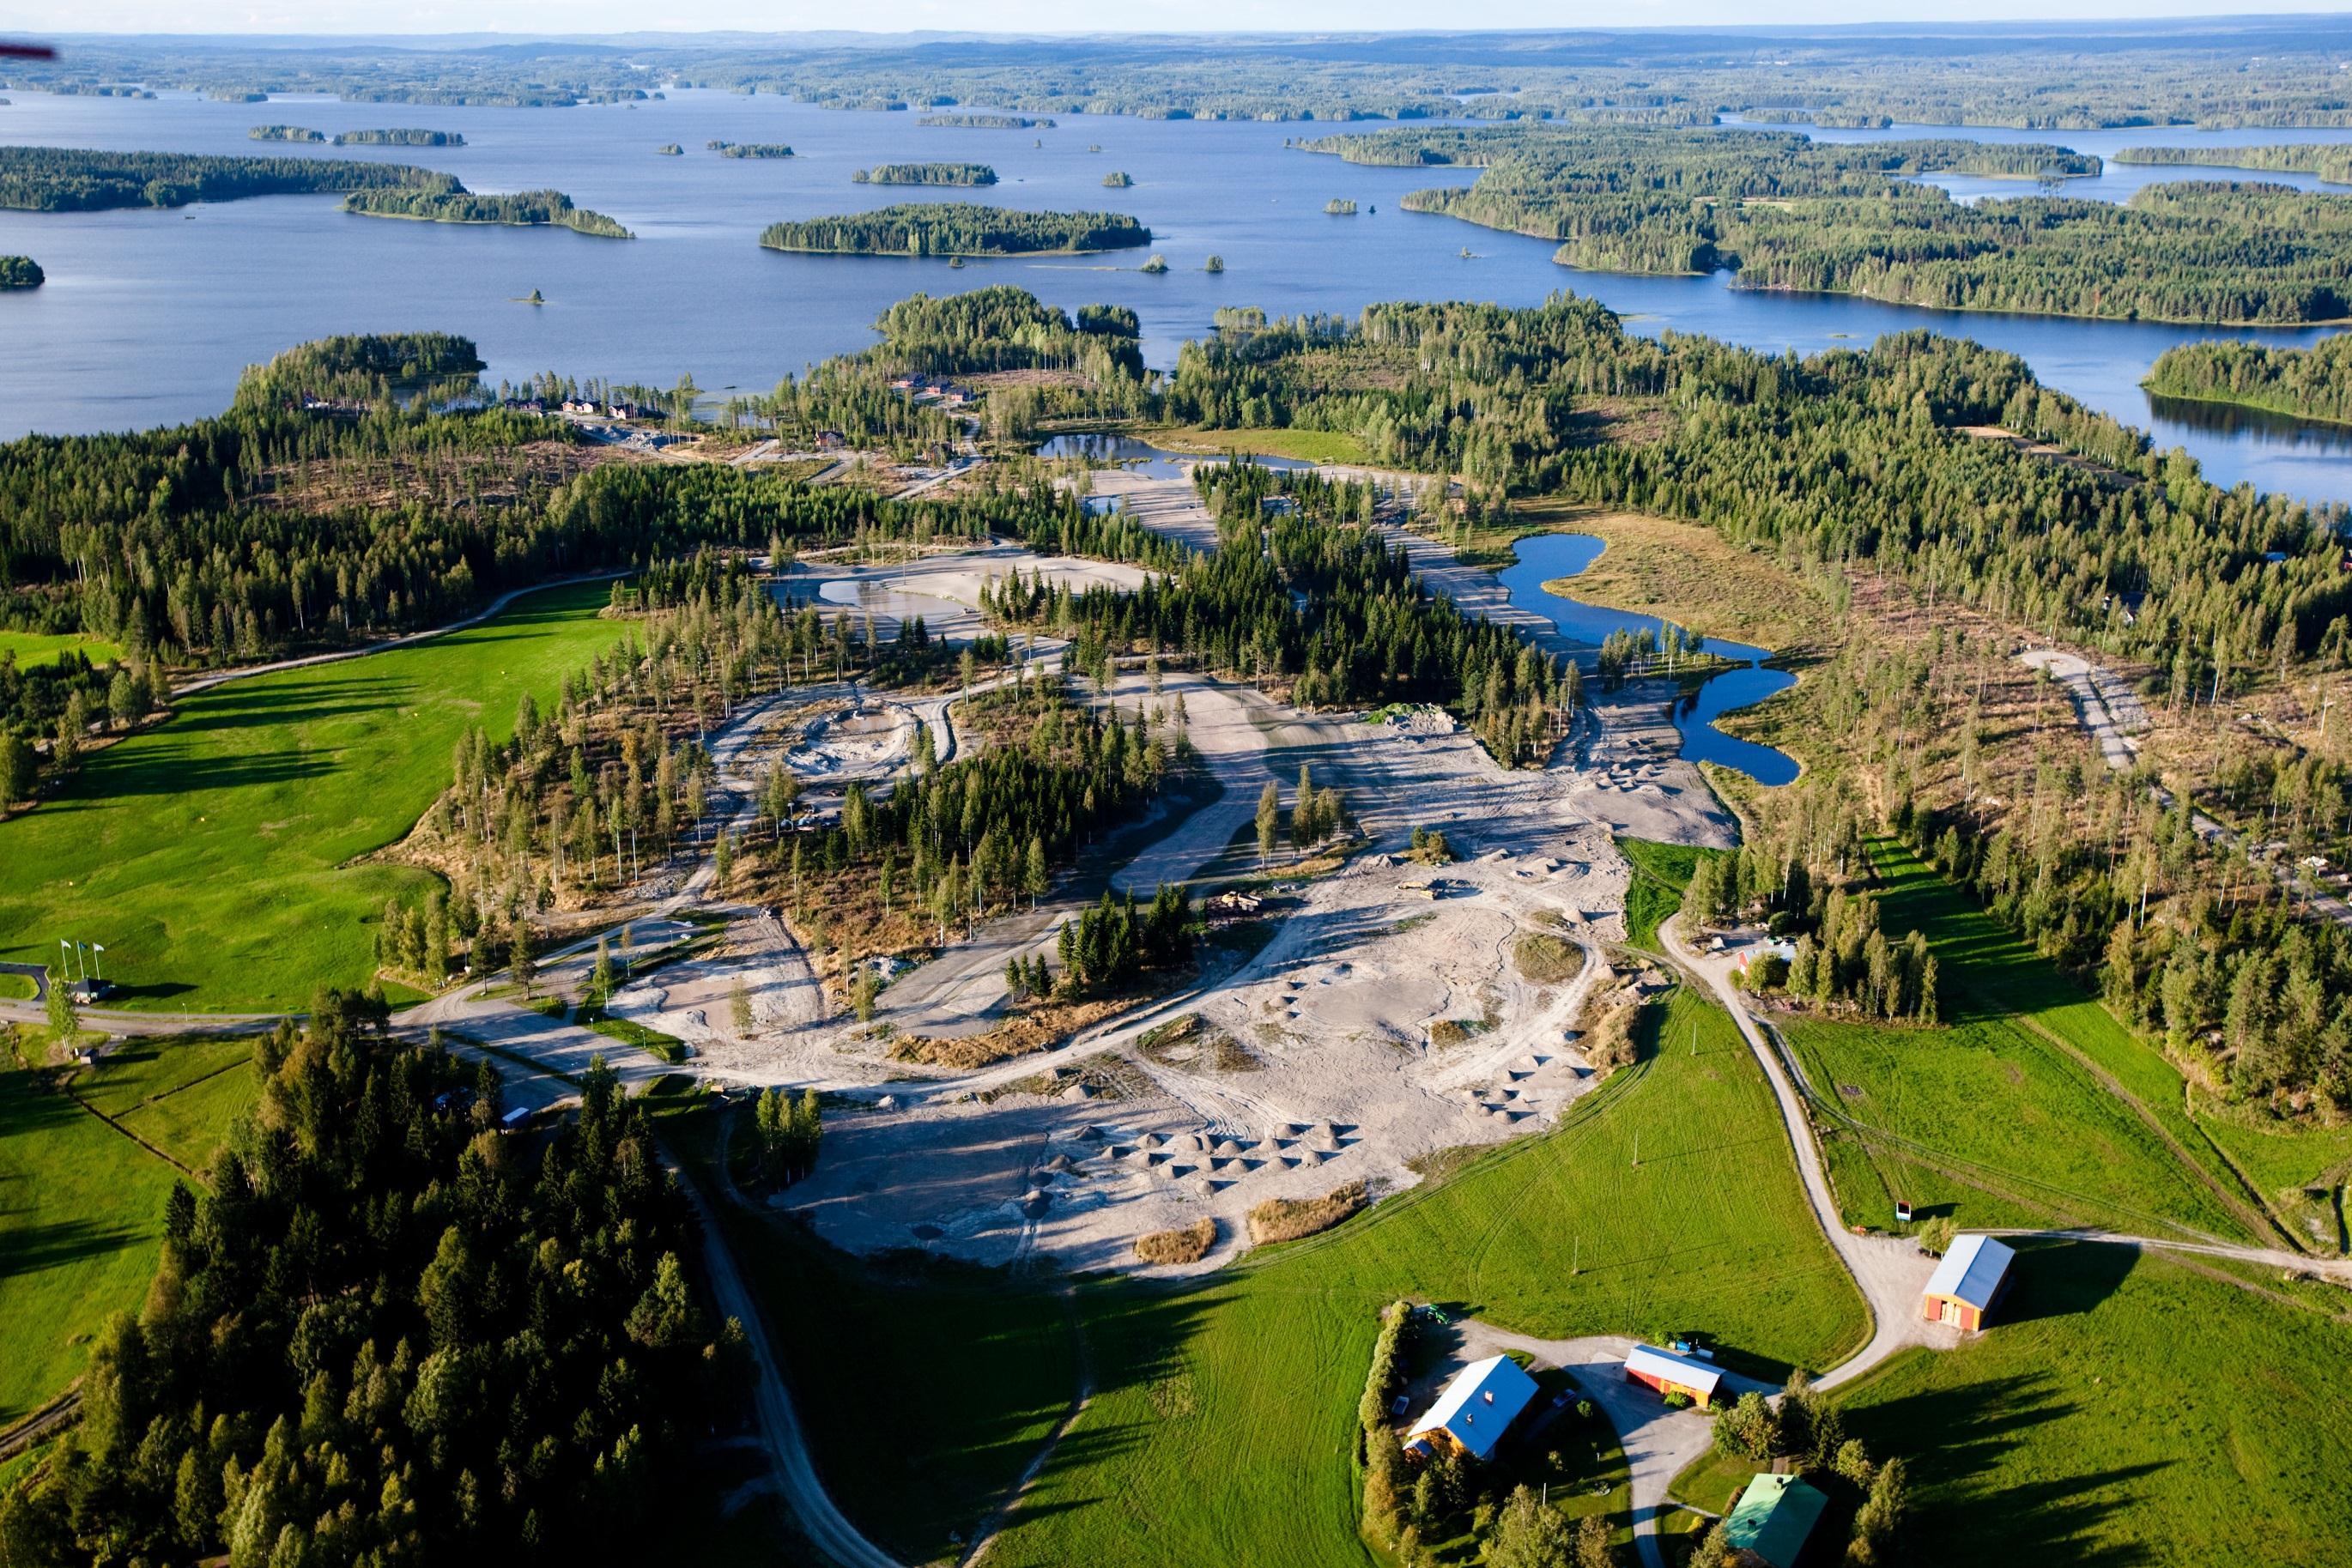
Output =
[
  {"x1": 1248, "y1": 1179, "x2": 1367, "y2": 1244},
  {"x1": 1134, "y1": 1217, "x2": 1216, "y2": 1264}
]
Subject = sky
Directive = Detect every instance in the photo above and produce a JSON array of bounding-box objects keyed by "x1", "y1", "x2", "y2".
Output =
[{"x1": 9, "y1": 2, "x2": 2350, "y2": 39}]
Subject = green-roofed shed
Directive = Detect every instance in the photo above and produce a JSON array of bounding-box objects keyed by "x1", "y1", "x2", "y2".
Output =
[{"x1": 1723, "y1": 1473, "x2": 1828, "y2": 1568}]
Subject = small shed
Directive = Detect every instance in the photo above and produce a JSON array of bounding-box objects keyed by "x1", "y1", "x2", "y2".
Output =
[
  {"x1": 1403, "y1": 1354, "x2": 1539, "y2": 1462},
  {"x1": 1622, "y1": 1343, "x2": 1722, "y2": 1408},
  {"x1": 1922, "y1": 1232, "x2": 2016, "y2": 1332},
  {"x1": 1723, "y1": 1473, "x2": 1828, "y2": 1568}
]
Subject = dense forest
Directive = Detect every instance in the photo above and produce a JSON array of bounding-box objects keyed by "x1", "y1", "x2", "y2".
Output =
[
  {"x1": 0, "y1": 256, "x2": 39, "y2": 289},
  {"x1": 1156, "y1": 296, "x2": 2352, "y2": 681},
  {"x1": 0, "y1": 146, "x2": 453, "y2": 212},
  {"x1": 247, "y1": 124, "x2": 325, "y2": 142},
  {"x1": 2144, "y1": 335, "x2": 2352, "y2": 427},
  {"x1": 2115, "y1": 143, "x2": 2352, "y2": 185},
  {"x1": 759, "y1": 203, "x2": 1149, "y2": 257},
  {"x1": 853, "y1": 162, "x2": 997, "y2": 186},
  {"x1": 706, "y1": 141, "x2": 795, "y2": 159},
  {"x1": 342, "y1": 187, "x2": 633, "y2": 239},
  {"x1": 0, "y1": 997, "x2": 746, "y2": 1565},
  {"x1": 1301, "y1": 126, "x2": 2349, "y2": 324}
]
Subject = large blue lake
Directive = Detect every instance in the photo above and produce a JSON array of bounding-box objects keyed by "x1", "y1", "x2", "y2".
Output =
[{"x1": 1, "y1": 90, "x2": 2349, "y2": 501}]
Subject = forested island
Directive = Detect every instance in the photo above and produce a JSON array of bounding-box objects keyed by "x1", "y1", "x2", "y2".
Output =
[
  {"x1": 248, "y1": 124, "x2": 325, "y2": 142},
  {"x1": 761, "y1": 203, "x2": 1149, "y2": 257},
  {"x1": 0, "y1": 256, "x2": 41, "y2": 289},
  {"x1": 344, "y1": 186, "x2": 633, "y2": 238},
  {"x1": 1102, "y1": 170, "x2": 1133, "y2": 187},
  {"x1": 0, "y1": 146, "x2": 453, "y2": 212},
  {"x1": 335, "y1": 127, "x2": 466, "y2": 147},
  {"x1": 2145, "y1": 335, "x2": 2352, "y2": 427},
  {"x1": 2115, "y1": 143, "x2": 2352, "y2": 185},
  {"x1": 853, "y1": 161, "x2": 997, "y2": 186},
  {"x1": 1300, "y1": 125, "x2": 2351, "y2": 324},
  {"x1": 708, "y1": 141, "x2": 795, "y2": 159},
  {"x1": 919, "y1": 112, "x2": 1055, "y2": 129}
]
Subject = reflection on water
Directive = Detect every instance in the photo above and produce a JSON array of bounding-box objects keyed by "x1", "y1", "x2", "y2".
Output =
[
  {"x1": 1499, "y1": 533, "x2": 1799, "y2": 786},
  {"x1": 2144, "y1": 393, "x2": 2352, "y2": 450}
]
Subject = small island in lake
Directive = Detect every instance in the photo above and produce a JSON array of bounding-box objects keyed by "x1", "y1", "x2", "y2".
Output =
[
  {"x1": 658, "y1": 144, "x2": 683, "y2": 155},
  {"x1": 1102, "y1": 170, "x2": 1134, "y2": 187},
  {"x1": 1204, "y1": 254, "x2": 1224, "y2": 273},
  {"x1": 709, "y1": 141, "x2": 795, "y2": 159},
  {"x1": 250, "y1": 125, "x2": 326, "y2": 142},
  {"x1": 343, "y1": 187, "x2": 633, "y2": 239},
  {"x1": 1139, "y1": 253, "x2": 1168, "y2": 273},
  {"x1": 918, "y1": 113, "x2": 1056, "y2": 129},
  {"x1": 761, "y1": 203, "x2": 1149, "y2": 257},
  {"x1": 334, "y1": 129, "x2": 466, "y2": 147},
  {"x1": 0, "y1": 256, "x2": 43, "y2": 289},
  {"x1": 1325, "y1": 197, "x2": 1358, "y2": 215},
  {"x1": 853, "y1": 162, "x2": 997, "y2": 187}
]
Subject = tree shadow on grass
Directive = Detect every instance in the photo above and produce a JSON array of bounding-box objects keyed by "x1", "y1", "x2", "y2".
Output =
[
  {"x1": 1846, "y1": 1370, "x2": 2165, "y2": 1567},
  {"x1": 48, "y1": 736, "x2": 339, "y2": 803},
  {"x1": 0, "y1": 1216, "x2": 145, "y2": 1285}
]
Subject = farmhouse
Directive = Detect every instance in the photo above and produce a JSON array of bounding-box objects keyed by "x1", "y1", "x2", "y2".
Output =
[
  {"x1": 1403, "y1": 1354, "x2": 1539, "y2": 1462},
  {"x1": 1921, "y1": 1232, "x2": 2016, "y2": 1332},
  {"x1": 1721, "y1": 1473, "x2": 1828, "y2": 1568},
  {"x1": 1622, "y1": 1343, "x2": 1722, "y2": 1408}
]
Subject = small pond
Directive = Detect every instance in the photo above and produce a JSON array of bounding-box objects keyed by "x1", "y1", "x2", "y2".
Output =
[{"x1": 1498, "y1": 533, "x2": 1801, "y2": 787}]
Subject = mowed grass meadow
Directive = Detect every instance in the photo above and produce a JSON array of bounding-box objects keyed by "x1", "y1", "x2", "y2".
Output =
[
  {"x1": 1835, "y1": 1237, "x2": 2352, "y2": 1568},
  {"x1": 0, "y1": 1033, "x2": 257, "y2": 1422},
  {"x1": 0, "y1": 584, "x2": 630, "y2": 1012},
  {"x1": 0, "y1": 630, "x2": 128, "y2": 670},
  {"x1": 1783, "y1": 842, "x2": 2260, "y2": 1243}
]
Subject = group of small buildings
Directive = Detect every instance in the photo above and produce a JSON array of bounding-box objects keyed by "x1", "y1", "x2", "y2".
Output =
[
  {"x1": 547, "y1": 397, "x2": 646, "y2": 420},
  {"x1": 888, "y1": 372, "x2": 973, "y2": 405},
  {"x1": 1395, "y1": 1235, "x2": 2019, "y2": 1562}
]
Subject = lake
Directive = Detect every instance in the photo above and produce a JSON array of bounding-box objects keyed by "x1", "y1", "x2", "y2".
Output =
[
  {"x1": 1499, "y1": 533, "x2": 1801, "y2": 786},
  {"x1": 1, "y1": 90, "x2": 2349, "y2": 501}
]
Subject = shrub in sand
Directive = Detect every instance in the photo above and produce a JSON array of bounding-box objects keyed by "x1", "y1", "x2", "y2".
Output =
[
  {"x1": 1136, "y1": 1217, "x2": 1217, "y2": 1265},
  {"x1": 1512, "y1": 931, "x2": 1585, "y2": 985},
  {"x1": 1248, "y1": 1180, "x2": 1367, "y2": 1245}
]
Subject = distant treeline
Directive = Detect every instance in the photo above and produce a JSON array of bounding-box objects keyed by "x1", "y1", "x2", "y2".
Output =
[
  {"x1": 2145, "y1": 335, "x2": 2352, "y2": 427},
  {"x1": 761, "y1": 203, "x2": 1149, "y2": 257},
  {"x1": 0, "y1": 145, "x2": 452, "y2": 212},
  {"x1": 707, "y1": 141, "x2": 795, "y2": 158},
  {"x1": 854, "y1": 161, "x2": 997, "y2": 186},
  {"x1": 0, "y1": 255, "x2": 40, "y2": 288},
  {"x1": 1302, "y1": 126, "x2": 2350, "y2": 324},
  {"x1": 343, "y1": 186, "x2": 633, "y2": 239},
  {"x1": 2114, "y1": 142, "x2": 2352, "y2": 185},
  {"x1": 918, "y1": 113, "x2": 1054, "y2": 129},
  {"x1": 248, "y1": 124, "x2": 325, "y2": 142}
]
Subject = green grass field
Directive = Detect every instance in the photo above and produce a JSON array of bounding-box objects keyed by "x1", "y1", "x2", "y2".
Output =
[
  {"x1": 0, "y1": 584, "x2": 630, "y2": 1012},
  {"x1": 1834, "y1": 1237, "x2": 2352, "y2": 1568},
  {"x1": 1616, "y1": 837, "x2": 1723, "y2": 953},
  {"x1": 1781, "y1": 844, "x2": 2257, "y2": 1244},
  {"x1": 987, "y1": 990, "x2": 1866, "y2": 1568},
  {"x1": 0, "y1": 1033, "x2": 257, "y2": 1422},
  {"x1": 1141, "y1": 423, "x2": 1376, "y2": 466},
  {"x1": 0, "y1": 630, "x2": 127, "y2": 670}
]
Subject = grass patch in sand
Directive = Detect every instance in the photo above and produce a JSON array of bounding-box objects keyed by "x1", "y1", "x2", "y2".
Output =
[
  {"x1": 1616, "y1": 836, "x2": 1723, "y2": 954},
  {"x1": 1135, "y1": 1218, "x2": 1217, "y2": 1265},
  {"x1": 1246, "y1": 1180, "x2": 1367, "y2": 1245},
  {"x1": 1512, "y1": 929, "x2": 1586, "y2": 984}
]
